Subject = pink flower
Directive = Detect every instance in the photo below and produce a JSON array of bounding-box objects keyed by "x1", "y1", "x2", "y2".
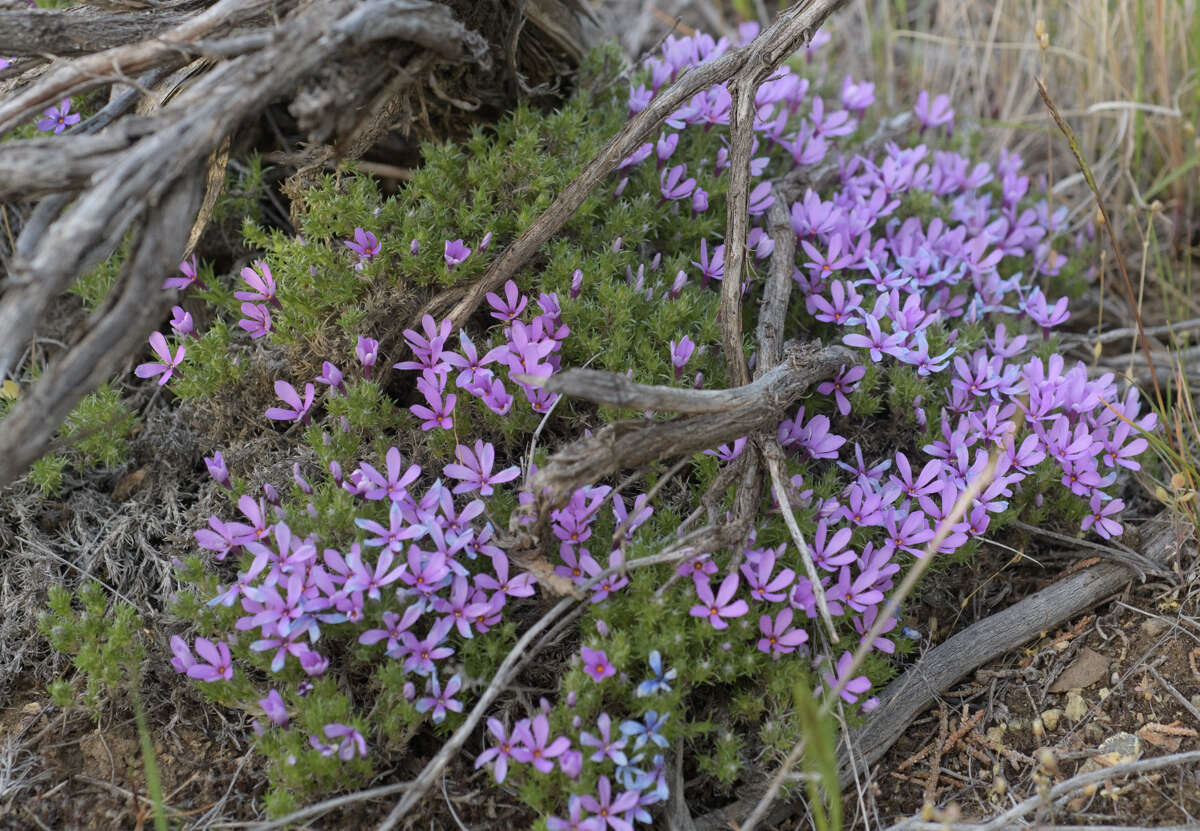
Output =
[
  {"x1": 580, "y1": 646, "x2": 615, "y2": 682},
  {"x1": 134, "y1": 331, "x2": 185, "y2": 385},
  {"x1": 264, "y1": 380, "x2": 315, "y2": 424},
  {"x1": 237, "y1": 302, "x2": 272, "y2": 338},
  {"x1": 163, "y1": 255, "x2": 207, "y2": 291},
  {"x1": 689, "y1": 572, "x2": 749, "y2": 630},
  {"x1": 235, "y1": 261, "x2": 280, "y2": 309},
  {"x1": 822, "y1": 651, "x2": 872, "y2": 704}
]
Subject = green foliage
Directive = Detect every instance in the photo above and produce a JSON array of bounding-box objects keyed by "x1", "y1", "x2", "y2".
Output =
[
  {"x1": 62, "y1": 384, "x2": 137, "y2": 467},
  {"x1": 28, "y1": 453, "x2": 67, "y2": 496},
  {"x1": 40, "y1": 582, "x2": 147, "y2": 717},
  {"x1": 69, "y1": 239, "x2": 130, "y2": 312}
]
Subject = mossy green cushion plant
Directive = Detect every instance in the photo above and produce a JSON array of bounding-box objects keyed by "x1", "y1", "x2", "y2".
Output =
[{"x1": 135, "y1": 27, "x2": 1152, "y2": 827}]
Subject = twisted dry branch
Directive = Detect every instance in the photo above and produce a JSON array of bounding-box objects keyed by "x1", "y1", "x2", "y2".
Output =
[{"x1": 0, "y1": 0, "x2": 490, "y2": 490}]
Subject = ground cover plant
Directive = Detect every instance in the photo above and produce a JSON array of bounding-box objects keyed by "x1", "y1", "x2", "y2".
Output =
[
  {"x1": 3, "y1": 1, "x2": 1196, "y2": 829},
  {"x1": 106, "y1": 22, "x2": 1158, "y2": 827}
]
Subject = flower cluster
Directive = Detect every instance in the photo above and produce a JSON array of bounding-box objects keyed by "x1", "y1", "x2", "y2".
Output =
[
  {"x1": 158, "y1": 20, "x2": 1155, "y2": 827},
  {"x1": 476, "y1": 650, "x2": 677, "y2": 831}
]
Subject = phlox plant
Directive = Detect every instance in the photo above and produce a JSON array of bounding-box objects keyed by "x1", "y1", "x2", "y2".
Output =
[{"x1": 121, "y1": 27, "x2": 1154, "y2": 828}]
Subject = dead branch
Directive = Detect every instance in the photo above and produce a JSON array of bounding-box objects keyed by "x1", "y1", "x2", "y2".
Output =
[
  {"x1": 0, "y1": 169, "x2": 205, "y2": 489},
  {"x1": 0, "y1": 0, "x2": 277, "y2": 131},
  {"x1": 528, "y1": 340, "x2": 851, "y2": 514},
  {"x1": 0, "y1": 0, "x2": 491, "y2": 491},
  {"x1": 0, "y1": 8, "x2": 192, "y2": 57}
]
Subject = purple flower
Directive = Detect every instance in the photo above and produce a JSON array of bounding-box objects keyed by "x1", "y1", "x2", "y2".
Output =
[
  {"x1": 344, "y1": 543, "x2": 408, "y2": 599},
  {"x1": 1081, "y1": 492, "x2": 1124, "y2": 539},
  {"x1": 235, "y1": 261, "x2": 280, "y2": 309},
  {"x1": 841, "y1": 75, "x2": 875, "y2": 112},
  {"x1": 169, "y1": 306, "x2": 196, "y2": 339},
  {"x1": 259, "y1": 689, "x2": 288, "y2": 727},
  {"x1": 581, "y1": 646, "x2": 616, "y2": 682},
  {"x1": 1022, "y1": 287, "x2": 1070, "y2": 338},
  {"x1": 475, "y1": 718, "x2": 519, "y2": 783},
  {"x1": 816, "y1": 364, "x2": 866, "y2": 416},
  {"x1": 185, "y1": 637, "x2": 233, "y2": 682},
  {"x1": 344, "y1": 227, "x2": 380, "y2": 261},
  {"x1": 396, "y1": 314, "x2": 453, "y2": 373},
  {"x1": 134, "y1": 331, "x2": 185, "y2": 386},
  {"x1": 823, "y1": 651, "x2": 872, "y2": 704},
  {"x1": 479, "y1": 230, "x2": 493, "y2": 251},
  {"x1": 659, "y1": 164, "x2": 696, "y2": 201},
  {"x1": 691, "y1": 239, "x2": 725, "y2": 288},
  {"x1": 444, "y1": 238, "x2": 472, "y2": 267},
  {"x1": 195, "y1": 515, "x2": 239, "y2": 561},
  {"x1": 204, "y1": 451, "x2": 231, "y2": 490},
  {"x1": 355, "y1": 336, "x2": 379, "y2": 378},
  {"x1": 359, "y1": 446, "x2": 421, "y2": 502},
  {"x1": 237, "y1": 302, "x2": 272, "y2": 339},
  {"x1": 512, "y1": 713, "x2": 571, "y2": 773},
  {"x1": 169, "y1": 635, "x2": 195, "y2": 674},
  {"x1": 914, "y1": 90, "x2": 955, "y2": 136},
  {"x1": 36, "y1": 98, "x2": 80, "y2": 134},
  {"x1": 444, "y1": 440, "x2": 520, "y2": 496},
  {"x1": 757, "y1": 608, "x2": 810, "y2": 656},
  {"x1": 581, "y1": 713, "x2": 628, "y2": 766},
  {"x1": 669, "y1": 336, "x2": 695, "y2": 380},
  {"x1": 398, "y1": 618, "x2": 455, "y2": 675},
  {"x1": 358, "y1": 605, "x2": 422, "y2": 651},
  {"x1": 316, "y1": 361, "x2": 345, "y2": 394},
  {"x1": 163, "y1": 255, "x2": 207, "y2": 291},
  {"x1": 410, "y1": 378, "x2": 456, "y2": 431},
  {"x1": 689, "y1": 572, "x2": 749, "y2": 630},
  {"x1": 415, "y1": 674, "x2": 463, "y2": 724},
  {"x1": 486, "y1": 279, "x2": 528, "y2": 322},
  {"x1": 547, "y1": 795, "x2": 603, "y2": 831},
  {"x1": 579, "y1": 776, "x2": 639, "y2": 831},
  {"x1": 311, "y1": 723, "x2": 367, "y2": 760},
  {"x1": 265, "y1": 380, "x2": 315, "y2": 424},
  {"x1": 355, "y1": 502, "x2": 424, "y2": 551}
]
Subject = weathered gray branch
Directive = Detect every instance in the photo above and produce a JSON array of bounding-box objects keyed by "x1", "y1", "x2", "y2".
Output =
[
  {"x1": 0, "y1": 8, "x2": 191, "y2": 56},
  {"x1": 529, "y1": 341, "x2": 852, "y2": 511},
  {"x1": 840, "y1": 515, "x2": 1189, "y2": 782},
  {"x1": 0, "y1": 0, "x2": 490, "y2": 490}
]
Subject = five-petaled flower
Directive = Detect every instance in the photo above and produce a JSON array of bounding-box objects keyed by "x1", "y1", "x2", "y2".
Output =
[
  {"x1": 444, "y1": 238, "x2": 472, "y2": 267},
  {"x1": 581, "y1": 646, "x2": 616, "y2": 682},
  {"x1": 37, "y1": 98, "x2": 80, "y2": 134},
  {"x1": 689, "y1": 572, "x2": 749, "y2": 630}
]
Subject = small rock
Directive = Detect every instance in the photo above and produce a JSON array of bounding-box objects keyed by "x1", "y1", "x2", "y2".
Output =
[
  {"x1": 1064, "y1": 690, "x2": 1088, "y2": 722},
  {"x1": 1140, "y1": 618, "x2": 1169, "y2": 637},
  {"x1": 1050, "y1": 647, "x2": 1109, "y2": 692},
  {"x1": 1041, "y1": 708, "x2": 1062, "y2": 731}
]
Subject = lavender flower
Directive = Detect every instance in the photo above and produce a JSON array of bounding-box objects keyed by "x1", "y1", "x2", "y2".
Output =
[
  {"x1": 36, "y1": 99, "x2": 80, "y2": 134},
  {"x1": 344, "y1": 227, "x2": 380, "y2": 262},
  {"x1": 444, "y1": 238, "x2": 472, "y2": 267}
]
